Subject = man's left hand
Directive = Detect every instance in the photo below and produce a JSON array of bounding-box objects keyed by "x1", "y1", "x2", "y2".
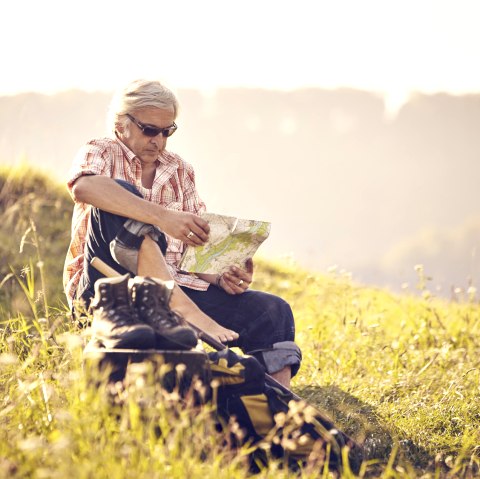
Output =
[{"x1": 219, "y1": 258, "x2": 254, "y2": 295}]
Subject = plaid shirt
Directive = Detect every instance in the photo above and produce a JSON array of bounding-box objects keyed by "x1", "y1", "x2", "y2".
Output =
[{"x1": 63, "y1": 137, "x2": 208, "y2": 307}]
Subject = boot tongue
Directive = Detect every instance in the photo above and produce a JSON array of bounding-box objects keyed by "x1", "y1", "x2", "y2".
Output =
[
  {"x1": 134, "y1": 280, "x2": 160, "y2": 310},
  {"x1": 151, "y1": 278, "x2": 175, "y2": 305},
  {"x1": 112, "y1": 281, "x2": 130, "y2": 308},
  {"x1": 142, "y1": 278, "x2": 172, "y2": 305},
  {"x1": 162, "y1": 280, "x2": 175, "y2": 305}
]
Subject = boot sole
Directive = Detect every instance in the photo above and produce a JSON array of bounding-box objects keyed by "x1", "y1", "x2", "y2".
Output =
[
  {"x1": 97, "y1": 325, "x2": 156, "y2": 350},
  {"x1": 155, "y1": 330, "x2": 198, "y2": 351}
]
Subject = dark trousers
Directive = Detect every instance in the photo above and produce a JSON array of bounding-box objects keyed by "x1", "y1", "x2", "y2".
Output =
[
  {"x1": 76, "y1": 180, "x2": 301, "y2": 375},
  {"x1": 182, "y1": 285, "x2": 295, "y2": 352}
]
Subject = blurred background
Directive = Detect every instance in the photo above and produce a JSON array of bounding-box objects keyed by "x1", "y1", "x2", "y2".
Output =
[{"x1": 1, "y1": 0, "x2": 479, "y2": 297}]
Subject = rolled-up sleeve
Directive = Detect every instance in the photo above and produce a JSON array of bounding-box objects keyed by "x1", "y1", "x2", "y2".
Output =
[{"x1": 67, "y1": 142, "x2": 114, "y2": 193}]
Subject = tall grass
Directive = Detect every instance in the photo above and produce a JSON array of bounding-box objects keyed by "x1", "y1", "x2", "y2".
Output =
[
  {"x1": 1, "y1": 166, "x2": 480, "y2": 477},
  {"x1": 0, "y1": 164, "x2": 72, "y2": 314}
]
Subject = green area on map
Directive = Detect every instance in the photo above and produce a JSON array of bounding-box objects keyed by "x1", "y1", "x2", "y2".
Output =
[{"x1": 179, "y1": 213, "x2": 271, "y2": 274}]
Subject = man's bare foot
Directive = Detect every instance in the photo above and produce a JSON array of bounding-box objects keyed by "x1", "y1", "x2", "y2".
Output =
[{"x1": 169, "y1": 285, "x2": 239, "y2": 343}]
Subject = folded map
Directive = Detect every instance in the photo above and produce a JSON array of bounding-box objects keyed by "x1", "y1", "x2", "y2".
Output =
[{"x1": 178, "y1": 212, "x2": 271, "y2": 274}]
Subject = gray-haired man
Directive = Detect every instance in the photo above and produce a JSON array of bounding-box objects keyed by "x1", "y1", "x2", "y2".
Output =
[{"x1": 64, "y1": 79, "x2": 301, "y2": 386}]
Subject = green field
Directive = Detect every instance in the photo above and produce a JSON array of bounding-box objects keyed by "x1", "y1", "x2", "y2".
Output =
[{"x1": 1, "y1": 167, "x2": 479, "y2": 478}]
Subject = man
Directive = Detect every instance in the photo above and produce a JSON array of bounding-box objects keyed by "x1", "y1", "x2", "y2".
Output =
[{"x1": 63, "y1": 79, "x2": 301, "y2": 387}]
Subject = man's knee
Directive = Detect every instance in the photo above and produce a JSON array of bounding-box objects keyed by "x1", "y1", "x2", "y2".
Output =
[{"x1": 110, "y1": 220, "x2": 167, "y2": 273}]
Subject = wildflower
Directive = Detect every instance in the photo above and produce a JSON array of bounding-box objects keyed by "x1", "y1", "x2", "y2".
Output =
[
  {"x1": 422, "y1": 290, "x2": 431, "y2": 300},
  {"x1": 0, "y1": 353, "x2": 19, "y2": 365},
  {"x1": 274, "y1": 412, "x2": 287, "y2": 427},
  {"x1": 20, "y1": 266, "x2": 31, "y2": 277},
  {"x1": 17, "y1": 436, "x2": 45, "y2": 451}
]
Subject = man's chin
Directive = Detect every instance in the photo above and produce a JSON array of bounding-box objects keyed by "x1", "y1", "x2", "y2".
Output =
[{"x1": 139, "y1": 152, "x2": 159, "y2": 163}]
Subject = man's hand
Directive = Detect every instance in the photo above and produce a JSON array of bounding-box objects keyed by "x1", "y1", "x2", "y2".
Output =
[
  {"x1": 160, "y1": 209, "x2": 210, "y2": 246},
  {"x1": 72, "y1": 176, "x2": 210, "y2": 246},
  {"x1": 219, "y1": 258, "x2": 254, "y2": 295}
]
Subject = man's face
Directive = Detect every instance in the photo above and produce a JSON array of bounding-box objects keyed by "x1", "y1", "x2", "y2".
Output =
[{"x1": 117, "y1": 106, "x2": 176, "y2": 164}]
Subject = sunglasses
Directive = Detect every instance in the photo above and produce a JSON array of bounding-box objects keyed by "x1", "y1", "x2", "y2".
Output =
[{"x1": 126, "y1": 113, "x2": 177, "y2": 138}]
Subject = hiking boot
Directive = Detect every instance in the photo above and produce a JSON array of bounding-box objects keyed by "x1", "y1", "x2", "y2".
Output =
[
  {"x1": 89, "y1": 274, "x2": 156, "y2": 350},
  {"x1": 130, "y1": 277, "x2": 198, "y2": 350}
]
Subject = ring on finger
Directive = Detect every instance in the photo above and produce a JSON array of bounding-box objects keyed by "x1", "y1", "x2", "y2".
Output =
[
  {"x1": 187, "y1": 231, "x2": 195, "y2": 239},
  {"x1": 237, "y1": 279, "x2": 244, "y2": 286}
]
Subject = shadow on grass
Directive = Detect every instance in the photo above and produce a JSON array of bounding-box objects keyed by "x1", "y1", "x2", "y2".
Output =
[{"x1": 294, "y1": 384, "x2": 436, "y2": 474}]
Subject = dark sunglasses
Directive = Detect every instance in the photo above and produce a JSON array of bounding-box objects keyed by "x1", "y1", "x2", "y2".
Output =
[{"x1": 126, "y1": 113, "x2": 177, "y2": 138}]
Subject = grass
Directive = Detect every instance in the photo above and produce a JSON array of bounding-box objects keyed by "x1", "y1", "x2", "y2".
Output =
[
  {"x1": 255, "y1": 260, "x2": 480, "y2": 477},
  {"x1": 1, "y1": 166, "x2": 480, "y2": 478},
  {"x1": 0, "y1": 164, "x2": 72, "y2": 313}
]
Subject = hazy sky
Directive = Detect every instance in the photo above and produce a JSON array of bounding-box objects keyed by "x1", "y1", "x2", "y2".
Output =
[{"x1": 2, "y1": 0, "x2": 479, "y2": 112}]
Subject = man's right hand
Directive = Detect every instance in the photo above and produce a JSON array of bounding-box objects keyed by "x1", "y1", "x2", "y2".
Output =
[
  {"x1": 160, "y1": 209, "x2": 210, "y2": 246},
  {"x1": 72, "y1": 175, "x2": 210, "y2": 246}
]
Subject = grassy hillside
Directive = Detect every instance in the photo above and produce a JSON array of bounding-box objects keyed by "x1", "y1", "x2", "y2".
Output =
[
  {"x1": 1, "y1": 167, "x2": 479, "y2": 478},
  {"x1": 0, "y1": 165, "x2": 72, "y2": 314}
]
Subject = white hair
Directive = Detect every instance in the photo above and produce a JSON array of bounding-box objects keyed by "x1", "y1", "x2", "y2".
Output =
[{"x1": 107, "y1": 79, "x2": 179, "y2": 134}]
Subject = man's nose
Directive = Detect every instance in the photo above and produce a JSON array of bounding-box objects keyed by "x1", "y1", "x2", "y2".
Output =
[{"x1": 149, "y1": 134, "x2": 166, "y2": 146}]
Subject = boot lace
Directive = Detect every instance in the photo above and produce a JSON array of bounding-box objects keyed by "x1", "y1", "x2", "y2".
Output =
[
  {"x1": 96, "y1": 286, "x2": 138, "y2": 327},
  {"x1": 104, "y1": 303, "x2": 138, "y2": 327},
  {"x1": 135, "y1": 285, "x2": 180, "y2": 329}
]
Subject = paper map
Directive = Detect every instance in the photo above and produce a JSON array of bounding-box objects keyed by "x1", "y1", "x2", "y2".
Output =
[{"x1": 178, "y1": 213, "x2": 271, "y2": 274}]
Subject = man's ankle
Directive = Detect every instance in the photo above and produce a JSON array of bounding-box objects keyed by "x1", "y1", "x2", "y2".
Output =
[{"x1": 270, "y1": 366, "x2": 291, "y2": 388}]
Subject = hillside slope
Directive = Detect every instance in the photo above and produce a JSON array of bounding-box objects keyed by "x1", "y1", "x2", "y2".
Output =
[
  {"x1": 0, "y1": 166, "x2": 72, "y2": 311},
  {"x1": 1, "y1": 166, "x2": 479, "y2": 477}
]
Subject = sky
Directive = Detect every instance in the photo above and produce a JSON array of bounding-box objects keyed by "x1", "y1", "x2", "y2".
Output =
[{"x1": 2, "y1": 0, "x2": 480, "y2": 113}]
